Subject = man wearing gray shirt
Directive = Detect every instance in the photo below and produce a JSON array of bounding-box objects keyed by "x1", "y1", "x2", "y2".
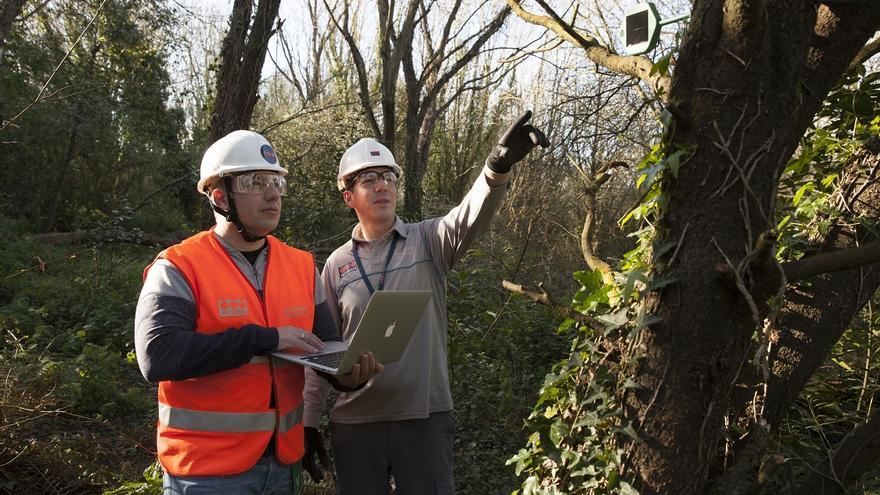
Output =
[{"x1": 303, "y1": 112, "x2": 549, "y2": 494}]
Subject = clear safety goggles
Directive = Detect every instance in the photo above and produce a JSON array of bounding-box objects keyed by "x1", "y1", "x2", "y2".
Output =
[
  {"x1": 351, "y1": 170, "x2": 399, "y2": 189},
  {"x1": 230, "y1": 171, "x2": 287, "y2": 196}
]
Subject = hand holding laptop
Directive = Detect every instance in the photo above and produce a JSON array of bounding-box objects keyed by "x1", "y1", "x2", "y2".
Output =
[
  {"x1": 277, "y1": 326, "x2": 325, "y2": 353},
  {"x1": 274, "y1": 291, "x2": 432, "y2": 376},
  {"x1": 336, "y1": 352, "x2": 384, "y2": 388},
  {"x1": 276, "y1": 326, "x2": 382, "y2": 385}
]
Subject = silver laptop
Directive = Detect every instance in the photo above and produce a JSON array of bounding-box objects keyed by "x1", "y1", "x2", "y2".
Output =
[{"x1": 273, "y1": 290, "x2": 432, "y2": 375}]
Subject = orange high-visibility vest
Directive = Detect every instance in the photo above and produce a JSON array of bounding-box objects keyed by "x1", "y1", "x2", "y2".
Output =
[{"x1": 144, "y1": 231, "x2": 315, "y2": 476}]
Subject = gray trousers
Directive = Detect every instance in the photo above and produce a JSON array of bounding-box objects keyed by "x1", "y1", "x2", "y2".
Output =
[{"x1": 330, "y1": 411, "x2": 455, "y2": 495}]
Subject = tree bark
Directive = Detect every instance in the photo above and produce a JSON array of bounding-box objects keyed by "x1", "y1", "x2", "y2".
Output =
[
  {"x1": 201, "y1": 0, "x2": 280, "y2": 228},
  {"x1": 710, "y1": 133, "x2": 880, "y2": 495},
  {"x1": 0, "y1": 0, "x2": 26, "y2": 52},
  {"x1": 625, "y1": 3, "x2": 880, "y2": 494},
  {"x1": 209, "y1": 0, "x2": 281, "y2": 143}
]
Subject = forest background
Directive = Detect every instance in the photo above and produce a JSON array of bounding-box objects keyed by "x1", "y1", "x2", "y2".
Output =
[{"x1": 1, "y1": 0, "x2": 879, "y2": 494}]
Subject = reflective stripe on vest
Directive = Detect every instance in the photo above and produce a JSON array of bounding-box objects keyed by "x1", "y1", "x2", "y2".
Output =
[{"x1": 159, "y1": 402, "x2": 304, "y2": 433}]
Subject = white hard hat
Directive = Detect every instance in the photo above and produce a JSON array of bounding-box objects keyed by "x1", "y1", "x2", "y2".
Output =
[
  {"x1": 337, "y1": 138, "x2": 403, "y2": 191},
  {"x1": 198, "y1": 130, "x2": 287, "y2": 193}
]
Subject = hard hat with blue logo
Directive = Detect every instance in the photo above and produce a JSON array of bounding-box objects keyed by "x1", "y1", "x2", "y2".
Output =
[{"x1": 198, "y1": 130, "x2": 287, "y2": 194}]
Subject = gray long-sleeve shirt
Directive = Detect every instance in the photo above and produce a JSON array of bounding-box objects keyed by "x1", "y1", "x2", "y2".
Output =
[
  {"x1": 134, "y1": 232, "x2": 340, "y2": 383},
  {"x1": 303, "y1": 166, "x2": 508, "y2": 426}
]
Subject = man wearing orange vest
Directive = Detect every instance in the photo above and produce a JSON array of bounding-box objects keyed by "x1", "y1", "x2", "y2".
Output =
[{"x1": 134, "y1": 130, "x2": 381, "y2": 494}]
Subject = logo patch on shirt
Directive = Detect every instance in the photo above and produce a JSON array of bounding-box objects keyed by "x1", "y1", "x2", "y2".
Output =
[
  {"x1": 338, "y1": 260, "x2": 357, "y2": 278},
  {"x1": 218, "y1": 299, "x2": 248, "y2": 317}
]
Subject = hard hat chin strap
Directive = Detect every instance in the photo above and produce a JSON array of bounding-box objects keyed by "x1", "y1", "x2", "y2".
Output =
[{"x1": 210, "y1": 177, "x2": 267, "y2": 243}]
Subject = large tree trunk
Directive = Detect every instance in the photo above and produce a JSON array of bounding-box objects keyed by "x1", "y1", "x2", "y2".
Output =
[
  {"x1": 209, "y1": 0, "x2": 281, "y2": 143},
  {"x1": 709, "y1": 140, "x2": 880, "y2": 494},
  {"x1": 625, "y1": 3, "x2": 880, "y2": 494}
]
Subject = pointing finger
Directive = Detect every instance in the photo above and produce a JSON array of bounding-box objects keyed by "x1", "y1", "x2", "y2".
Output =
[{"x1": 500, "y1": 110, "x2": 533, "y2": 143}]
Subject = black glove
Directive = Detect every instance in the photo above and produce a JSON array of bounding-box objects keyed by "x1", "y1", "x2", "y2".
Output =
[
  {"x1": 486, "y1": 110, "x2": 550, "y2": 174},
  {"x1": 303, "y1": 426, "x2": 330, "y2": 483}
]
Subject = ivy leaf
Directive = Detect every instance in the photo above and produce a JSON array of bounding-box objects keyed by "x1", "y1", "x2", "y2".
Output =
[
  {"x1": 624, "y1": 269, "x2": 647, "y2": 304},
  {"x1": 573, "y1": 269, "x2": 604, "y2": 292},
  {"x1": 776, "y1": 214, "x2": 791, "y2": 231},
  {"x1": 821, "y1": 173, "x2": 838, "y2": 188},
  {"x1": 555, "y1": 318, "x2": 575, "y2": 334},
  {"x1": 650, "y1": 52, "x2": 672, "y2": 77},
  {"x1": 616, "y1": 423, "x2": 640, "y2": 441},
  {"x1": 597, "y1": 308, "x2": 630, "y2": 332},
  {"x1": 660, "y1": 108, "x2": 673, "y2": 129},
  {"x1": 793, "y1": 182, "x2": 814, "y2": 206},
  {"x1": 652, "y1": 240, "x2": 678, "y2": 259},
  {"x1": 620, "y1": 480, "x2": 641, "y2": 494},
  {"x1": 664, "y1": 149, "x2": 687, "y2": 178}
]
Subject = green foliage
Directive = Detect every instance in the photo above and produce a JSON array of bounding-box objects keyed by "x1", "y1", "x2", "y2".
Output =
[
  {"x1": 0, "y1": 0, "x2": 189, "y2": 232},
  {"x1": 760, "y1": 66, "x2": 880, "y2": 494},
  {"x1": 65, "y1": 343, "x2": 152, "y2": 417},
  {"x1": 0, "y1": 231, "x2": 153, "y2": 356},
  {"x1": 776, "y1": 67, "x2": 880, "y2": 260},
  {"x1": 508, "y1": 126, "x2": 694, "y2": 493},
  {"x1": 448, "y1": 250, "x2": 570, "y2": 494},
  {"x1": 506, "y1": 267, "x2": 641, "y2": 495},
  {"x1": 103, "y1": 461, "x2": 163, "y2": 495}
]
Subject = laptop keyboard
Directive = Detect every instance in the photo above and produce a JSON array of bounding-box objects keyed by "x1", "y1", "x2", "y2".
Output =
[{"x1": 302, "y1": 351, "x2": 346, "y2": 369}]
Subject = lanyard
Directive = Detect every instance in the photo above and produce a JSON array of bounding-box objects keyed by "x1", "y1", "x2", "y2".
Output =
[{"x1": 352, "y1": 232, "x2": 398, "y2": 295}]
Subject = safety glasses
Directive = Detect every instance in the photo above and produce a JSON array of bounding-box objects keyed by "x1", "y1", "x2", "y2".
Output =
[
  {"x1": 352, "y1": 170, "x2": 399, "y2": 189},
  {"x1": 231, "y1": 172, "x2": 287, "y2": 196}
]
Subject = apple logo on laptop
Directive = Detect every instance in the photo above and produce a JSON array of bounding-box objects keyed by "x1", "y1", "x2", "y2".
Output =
[{"x1": 385, "y1": 321, "x2": 397, "y2": 338}]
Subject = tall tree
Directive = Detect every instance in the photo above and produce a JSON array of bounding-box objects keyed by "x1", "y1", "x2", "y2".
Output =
[
  {"x1": 209, "y1": 0, "x2": 281, "y2": 143},
  {"x1": 326, "y1": 0, "x2": 514, "y2": 217},
  {"x1": 506, "y1": 1, "x2": 880, "y2": 493},
  {"x1": 0, "y1": 0, "x2": 185, "y2": 232}
]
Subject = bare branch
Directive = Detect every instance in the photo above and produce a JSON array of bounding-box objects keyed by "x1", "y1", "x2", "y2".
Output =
[
  {"x1": 506, "y1": 0, "x2": 671, "y2": 97},
  {"x1": 323, "y1": 0, "x2": 381, "y2": 138},
  {"x1": 783, "y1": 240, "x2": 880, "y2": 282},
  {"x1": 848, "y1": 36, "x2": 880, "y2": 72},
  {"x1": 0, "y1": 0, "x2": 109, "y2": 132},
  {"x1": 502, "y1": 280, "x2": 605, "y2": 331}
]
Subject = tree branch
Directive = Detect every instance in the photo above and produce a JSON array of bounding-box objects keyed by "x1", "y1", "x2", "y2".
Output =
[
  {"x1": 796, "y1": 409, "x2": 880, "y2": 495},
  {"x1": 848, "y1": 36, "x2": 880, "y2": 72},
  {"x1": 577, "y1": 160, "x2": 628, "y2": 283},
  {"x1": 323, "y1": 0, "x2": 381, "y2": 138},
  {"x1": 782, "y1": 240, "x2": 880, "y2": 282},
  {"x1": 506, "y1": 0, "x2": 671, "y2": 97},
  {"x1": 502, "y1": 280, "x2": 605, "y2": 331}
]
